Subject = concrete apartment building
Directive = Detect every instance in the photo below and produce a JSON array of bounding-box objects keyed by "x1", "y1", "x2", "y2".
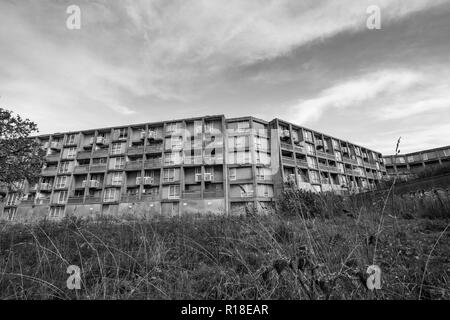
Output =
[
  {"x1": 0, "y1": 115, "x2": 387, "y2": 221},
  {"x1": 383, "y1": 145, "x2": 450, "y2": 179}
]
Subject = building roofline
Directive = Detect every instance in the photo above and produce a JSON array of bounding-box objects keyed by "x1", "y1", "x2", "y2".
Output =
[{"x1": 383, "y1": 145, "x2": 450, "y2": 158}]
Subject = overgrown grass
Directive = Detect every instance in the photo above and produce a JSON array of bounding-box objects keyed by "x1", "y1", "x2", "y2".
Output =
[{"x1": 0, "y1": 191, "x2": 449, "y2": 300}]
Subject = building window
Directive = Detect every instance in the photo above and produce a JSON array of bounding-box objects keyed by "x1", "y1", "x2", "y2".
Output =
[
  {"x1": 55, "y1": 176, "x2": 68, "y2": 189},
  {"x1": 111, "y1": 143, "x2": 124, "y2": 155},
  {"x1": 309, "y1": 170, "x2": 320, "y2": 184},
  {"x1": 304, "y1": 131, "x2": 313, "y2": 142},
  {"x1": 168, "y1": 185, "x2": 180, "y2": 199},
  {"x1": 66, "y1": 134, "x2": 76, "y2": 145},
  {"x1": 65, "y1": 147, "x2": 76, "y2": 159},
  {"x1": 112, "y1": 157, "x2": 125, "y2": 169},
  {"x1": 111, "y1": 172, "x2": 123, "y2": 185},
  {"x1": 229, "y1": 168, "x2": 237, "y2": 181},
  {"x1": 49, "y1": 206, "x2": 64, "y2": 219},
  {"x1": 236, "y1": 151, "x2": 251, "y2": 164},
  {"x1": 307, "y1": 156, "x2": 317, "y2": 169},
  {"x1": 104, "y1": 188, "x2": 119, "y2": 202},
  {"x1": 163, "y1": 168, "x2": 179, "y2": 182},
  {"x1": 5, "y1": 208, "x2": 17, "y2": 221},
  {"x1": 116, "y1": 128, "x2": 127, "y2": 139},
  {"x1": 58, "y1": 161, "x2": 73, "y2": 174},
  {"x1": 56, "y1": 191, "x2": 67, "y2": 204}
]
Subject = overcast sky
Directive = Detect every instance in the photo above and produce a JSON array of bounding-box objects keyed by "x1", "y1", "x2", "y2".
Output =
[{"x1": 1, "y1": 0, "x2": 449, "y2": 154}]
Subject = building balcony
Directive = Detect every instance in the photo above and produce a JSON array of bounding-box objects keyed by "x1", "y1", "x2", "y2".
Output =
[
  {"x1": 89, "y1": 164, "x2": 107, "y2": 172},
  {"x1": 343, "y1": 157, "x2": 358, "y2": 165},
  {"x1": 121, "y1": 194, "x2": 140, "y2": 202},
  {"x1": 125, "y1": 161, "x2": 143, "y2": 171},
  {"x1": 50, "y1": 141, "x2": 62, "y2": 150},
  {"x1": 163, "y1": 159, "x2": 182, "y2": 166},
  {"x1": 282, "y1": 157, "x2": 296, "y2": 166},
  {"x1": 296, "y1": 159, "x2": 308, "y2": 168},
  {"x1": 77, "y1": 151, "x2": 92, "y2": 160},
  {"x1": 316, "y1": 151, "x2": 336, "y2": 161},
  {"x1": 41, "y1": 167, "x2": 57, "y2": 176},
  {"x1": 141, "y1": 193, "x2": 160, "y2": 201},
  {"x1": 112, "y1": 132, "x2": 128, "y2": 142},
  {"x1": 39, "y1": 183, "x2": 53, "y2": 192},
  {"x1": 280, "y1": 142, "x2": 293, "y2": 150},
  {"x1": 145, "y1": 145, "x2": 163, "y2": 153},
  {"x1": 132, "y1": 132, "x2": 146, "y2": 143},
  {"x1": 127, "y1": 145, "x2": 144, "y2": 155},
  {"x1": 294, "y1": 145, "x2": 305, "y2": 154},
  {"x1": 184, "y1": 156, "x2": 203, "y2": 165},
  {"x1": 143, "y1": 177, "x2": 157, "y2": 185},
  {"x1": 21, "y1": 199, "x2": 35, "y2": 206},
  {"x1": 36, "y1": 198, "x2": 51, "y2": 205},
  {"x1": 148, "y1": 131, "x2": 163, "y2": 141},
  {"x1": 84, "y1": 196, "x2": 102, "y2": 204},
  {"x1": 182, "y1": 191, "x2": 202, "y2": 199},
  {"x1": 83, "y1": 180, "x2": 101, "y2": 189},
  {"x1": 92, "y1": 148, "x2": 109, "y2": 157},
  {"x1": 67, "y1": 196, "x2": 84, "y2": 204},
  {"x1": 74, "y1": 165, "x2": 89, "y2": 174},
  {"x1": 328, "y1": 166, "x2": 339, "y2": 174},
  {"x1": 204, "y1": 156, "x2": 223, "y2": 165},
  {"x1": 280, "y1": 130, "x2": 290, "y2": 140},
  {"x1": 103, "y1": 196, "x2": 120, "y2": 203},
  {"x1": 144, "y1": 159, "x2": 162, "y2": 169},
  {"x1": 162, "y1": 178, "x2": 180, "y2": 184},
  {"x1": 45, "y1": 154, "x2": 60, "y2": 162},
  {"x1": 204, "y1": 190, "x2": 224, "y2": 198}
]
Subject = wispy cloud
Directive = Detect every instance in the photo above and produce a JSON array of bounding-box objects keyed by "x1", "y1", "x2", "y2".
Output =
[{"x1": 288, "y1": 69, "x2": 423, "y2": 123}]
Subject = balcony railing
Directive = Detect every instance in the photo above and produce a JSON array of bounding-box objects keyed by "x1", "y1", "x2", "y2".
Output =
[
  {"x1": 45, "y1": 154, "x2": 60, "y2": 162},
  {"x1": 184, "y1": 156, "x2": 203, "y2": 165},
  {"x1": 145, "y1": 145, "x2": 163, "y2": 153},
  {"x1": 282, "y1": 157, "x2": 296, "y2": 166},
  {"x1": 121, "y1": 194, "x2": 140, "y2": 202},
  {"x1": 144, "y1": 159, "x2": 162, "y2": 169},
  {"x1": 84, "y1": 196, "x2": 102, "y2": 204},
  {"x1": 92, "y1": 148, "x2": 108, "y2": 157},
  {"x1": 294, "y1": 145, "x2": 305, "y2": 153},
  {"x1": 148, "y1": 131, "x2": 163, "y2": 140},
  {"x1": 42, "y1": 167, "x2": 57, "y2": 176},
  {"x1": 127, "y1": 145, "x2": 144, "y2": 155},
  {"x1": 36, "y1": 198, "x2": 51, "y2": 205},
  {"x1": 343, "y1": 157, "x2": 358, "y2": 165},
  {"x1": 50, "y1": 141, "x2": 62, "y2": 150},
  {"x1": 77, "y1": 151, "x2": 92, "y2": 160},
  {"x1": 74, "y1": 165, "x2": 89, "y2": 174},
  {"x1": 204, "y1": 156, "x2": 223, "y2": 165},
  {"x1": 182, "y1": 191, "x2": 202, "y2": 199},
  {"x1": 141, "y1": 193, "x2": 160, "y2": 201},
  {"x1": 204, "y1": 190, "x2": 224, "y2": 198},
  {"x1": 280, "y1": 142, "x2": 293, "y2": 150},
  {"x1": 90, "y1": 164, "x2": 107, "y2": 172},
  {"x1": 316, "y1": 151, "x2": 336, "y2": 160},
  {"x1": 21, "y1": 199, "x2": 35, "y2": 205},
  {"x1": 125, "y1": 161, "x2": 143, "y2": 171},
  {"x1": 296, "y1": 159, "x2": 308, "y2": 168},
  {"x1": 163, "y1": 158, "x2": 182, "y2": 166},
  {"x1": 67, "y1": 196, "x2": 84, "y2": 204}
]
